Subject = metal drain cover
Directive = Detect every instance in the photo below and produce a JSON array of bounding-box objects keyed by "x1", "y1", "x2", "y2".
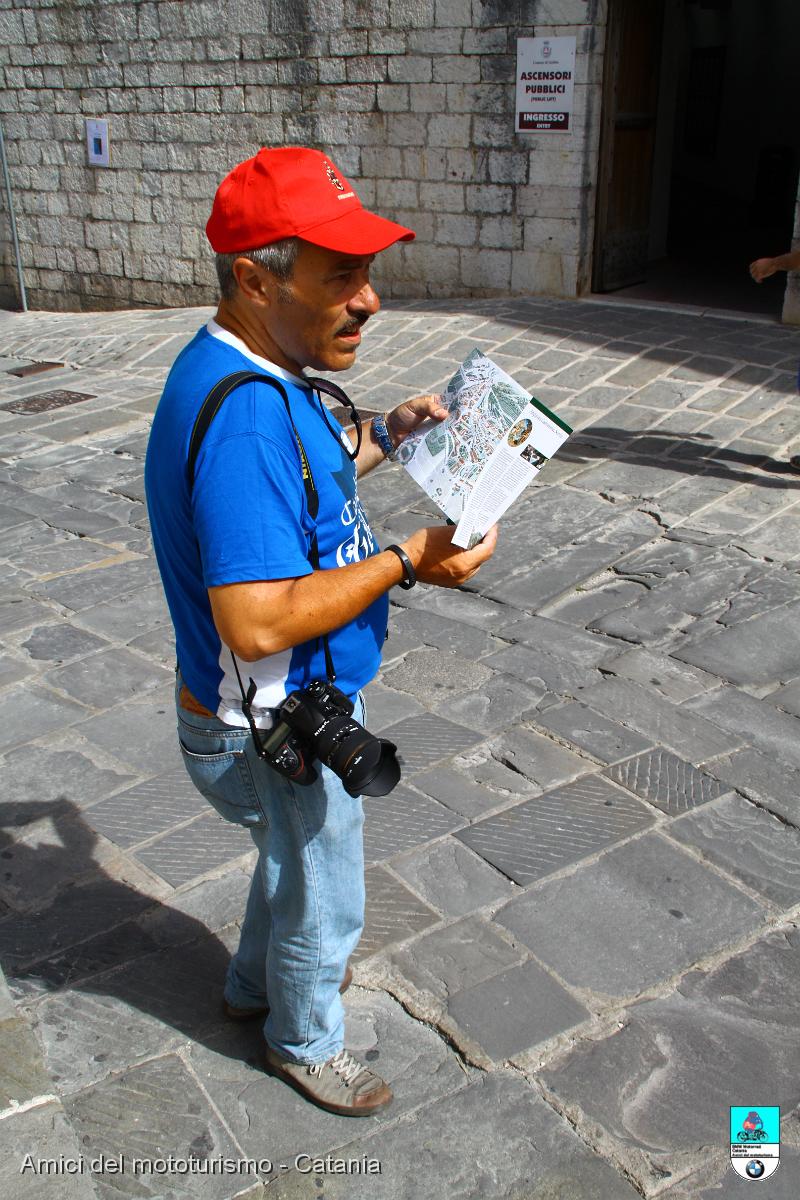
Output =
[{"x1": 1, "y1": 389, "x2": 95, "y2": 414}]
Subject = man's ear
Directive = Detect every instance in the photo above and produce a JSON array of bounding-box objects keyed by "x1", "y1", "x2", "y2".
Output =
[{"x1": 232, "y1": 257, "x2": 273, "y2": 306}]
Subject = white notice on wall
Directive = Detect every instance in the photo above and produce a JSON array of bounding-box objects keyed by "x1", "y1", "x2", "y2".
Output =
[{"x1": 515, "y1": 36, "x2": 576, "y2": 134}]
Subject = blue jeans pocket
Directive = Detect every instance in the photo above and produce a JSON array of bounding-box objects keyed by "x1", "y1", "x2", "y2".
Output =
[{"x1": 178, "y1": 724, "x2": 267, "y2": 828}]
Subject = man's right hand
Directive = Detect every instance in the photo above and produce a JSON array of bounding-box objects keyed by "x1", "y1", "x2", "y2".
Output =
[{"x1": 400, "y1": 523, "x2": 498, "y2": 588}]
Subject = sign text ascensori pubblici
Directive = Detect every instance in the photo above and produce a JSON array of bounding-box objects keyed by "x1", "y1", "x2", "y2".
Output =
[{"x1": 515, "y1": 37, "x2": 576, "y2": 133}]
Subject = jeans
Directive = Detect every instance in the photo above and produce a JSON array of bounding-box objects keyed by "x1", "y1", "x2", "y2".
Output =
[{"x1": 175, "y1": 671, "x2": 365, "y2": 1065}]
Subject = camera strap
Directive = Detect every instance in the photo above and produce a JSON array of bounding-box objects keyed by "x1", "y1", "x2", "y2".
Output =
[{"x1": 186, "y1": 370, "x2": 339, "y2": 734}]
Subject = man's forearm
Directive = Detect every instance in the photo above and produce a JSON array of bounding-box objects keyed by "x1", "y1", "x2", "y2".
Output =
[{"x1": 210, "y1": 549, "x2": 406, "y2": 661}]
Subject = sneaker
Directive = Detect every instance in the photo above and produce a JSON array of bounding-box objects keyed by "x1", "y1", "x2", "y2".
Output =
[
  {"x1": 264, "y1": 1045, "x2": 393, "y2": 1116},
  {"x1": 223, "y1": 963, "x2": 353, "y2": 1021}
]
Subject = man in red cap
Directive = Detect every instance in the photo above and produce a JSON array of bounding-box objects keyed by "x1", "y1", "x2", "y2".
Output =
[{"x1": 145, "y1": 146, "x2": 496, "y2": 1117}]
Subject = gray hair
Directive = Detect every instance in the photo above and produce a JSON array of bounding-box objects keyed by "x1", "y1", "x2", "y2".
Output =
[{"x1": 215, "y1": 237, "x2": 299, "y2": 300}]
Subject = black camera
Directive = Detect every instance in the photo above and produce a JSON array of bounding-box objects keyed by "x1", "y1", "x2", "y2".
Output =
[{"x1": 260, "y1": 680, "x2": 401, "y2": 798}]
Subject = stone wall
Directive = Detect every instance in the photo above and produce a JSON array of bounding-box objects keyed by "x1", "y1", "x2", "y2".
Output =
[{"x1": 0, "y1": 0, "x2": 607, "y2": 311}]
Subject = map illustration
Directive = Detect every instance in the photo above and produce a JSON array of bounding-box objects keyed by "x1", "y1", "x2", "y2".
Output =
[
  {"x1": 396, "y1": 348, "x2": 572, "y2": 548},
  {"x1": 396, "y1": 348, "x2": 532, "y2": 522}
]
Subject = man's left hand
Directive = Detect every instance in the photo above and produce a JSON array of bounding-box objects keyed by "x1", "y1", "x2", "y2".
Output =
[{"x1": 386, "y1": 394, "x2": 449, "y2": 448}]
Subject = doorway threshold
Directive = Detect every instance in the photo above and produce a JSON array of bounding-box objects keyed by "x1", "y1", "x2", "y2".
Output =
[{"x1": 584, "y1": 292, "x2": 781, "y2": 327}]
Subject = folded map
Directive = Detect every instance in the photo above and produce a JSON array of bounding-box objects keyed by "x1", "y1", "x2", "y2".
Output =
[{"x1": 395, "y1": 348, "x2": 573, "y2": 548}]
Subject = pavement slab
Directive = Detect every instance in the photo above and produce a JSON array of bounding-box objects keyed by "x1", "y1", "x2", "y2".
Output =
[
  {"x1": 674, "y1": 602, "x2": 800, "y2": 686},
  {"x1": 265, "y1": 1070, "x2": 642, "y2": 1199},
  {"x1": 540, "y1": 929, "x2": 800, "y2": 1194},
  {"x1": 63, "y1": 1054, "x2": 243, "y2": 1200},
  {"x1": 606, "y1": 748, "x2": 727, "y2": 815},
  {"x1": 667, "y1": 792, "x2": 800, "y2": 907},
  {"x1": 686, "y1": 686, "x2": 800, "y2": 771},
  {"x1": 456, "y1": 774, "x2": 655, "y2": 887},
  {"x1": 535, "y1": 701, "x2": 654, "y2": 764},
  {"x1": 576, "y1": 678, "x2": 741, "y2": 763},
  {"x1": 363, "y1": 786, "x2": 462, "y2": 864},
  {"x1": 355, "y1": 868, "x2": 440, "y2": 963},
  {"x1": 390, "y1": 838, "x2": 516, "y2": 918},
  {"x1": 495, "y1": 833, "x2": 767, "y2": 997},
  {"x1": 0, "y1": 1104, "x2": 99, "y2": 1199}
]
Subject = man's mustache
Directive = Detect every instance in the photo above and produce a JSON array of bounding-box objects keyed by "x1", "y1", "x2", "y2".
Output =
[{"x1": 335, "y1": 314, "x2": 368, "y2": 337}]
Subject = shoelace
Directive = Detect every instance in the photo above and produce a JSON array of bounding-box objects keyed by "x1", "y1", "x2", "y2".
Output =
[{"x1": 308, "y1": 1049, "x2": 364, "y2": 1086}]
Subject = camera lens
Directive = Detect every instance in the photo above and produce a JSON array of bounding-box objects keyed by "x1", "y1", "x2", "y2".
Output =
[{"x1": 332, "y1": 734, "x2": 400, "y2": 797}]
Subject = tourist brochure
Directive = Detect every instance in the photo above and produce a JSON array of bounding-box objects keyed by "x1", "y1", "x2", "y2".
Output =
[{"x1": 395, "y1": 348, "x2": 573, "y2": 548}]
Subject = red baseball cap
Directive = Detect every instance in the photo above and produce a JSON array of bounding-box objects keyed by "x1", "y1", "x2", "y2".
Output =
[{"x1": 206, "y1": 146, "x2": 416, "y2": 255}]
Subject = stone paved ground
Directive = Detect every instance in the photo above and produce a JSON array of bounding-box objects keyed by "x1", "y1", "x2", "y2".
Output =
[{"x1": 1, "y1": 296, "x2": 799, "y2": 1199}]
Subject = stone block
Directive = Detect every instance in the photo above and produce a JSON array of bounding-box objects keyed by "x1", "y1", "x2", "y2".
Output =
[
  {"x1": 602, "y1": 647, "x2": 719, "y2": 703},
  {"x1": 0, "y1": 1104, "x2": 97, "y2": 1199},
  {"x1": 362, "y1": 679, "x2": 425, "y2": 730},
  {"x1": 669, "y1": 792, "x2": 800, "y2": 908},
  {"x1": 687, "y1": 686, "x2": 800, "y2": 771},
  {"x1": 387, "y1": 54, "x2": 432, "y2": 83},
  {"x1": 82, "y1": 767, "x2": 209, "y2": 850},
  {"x1": 0, "y1": 741, "x2": 134, "y2": 824},
  {"x1": 488, "y1": 724, "x2": 593, "y2": 789},
  {"x1": 378, "y1": 712, "x2": 485, "y2": 774},
  {"x1": 535, "y1": 702, "x2": 653, "y2": 764},
  {"x1": 482, "y1": 641, "x2": 605, "y2": 697},
  {"x1": 577, "y1": 678, "x2": 740, "y2": 763},
  {"x1": 0, "y1": 684, "x2": 87, "y2": 756},
  {"x1": 133, "y1": 812, "x2": 253, "y2": 888},
  {"x1": 607, "y1": 748, "x2": 725, "y2": 816},
  {"x1": 458, "y1": 772, "x2": 654, "y2": 888},
  {"x1": 0, "y1": 1014, "x2": 53, "y2": 1109},
  {"x1": 0, "y1": 869, "x2": 158, "y2": 975},
  {"x1": 673, "y1": 602, "x2": 800, "y2": 686},
  {"x1": 411, "y1": 765, "x2": 507, "y2": 819},
  {"x1": 446, "y1": 670, "x2": 547, "y2": 733},
  {"x1": 31, "y1": 556, "x2": 159, "y2": 613},
  {"x1": 391, "y1": 837, "x2": 515, "y2": 916},
  {"x1": 63, "y1": 1054, "x2": 243, "y2": 1196},
  {"x1": 448, "y1": 958, "x2": 589, "y2": 1061},
  {"x1": 382, "y1": 646, "x2": 494, "y2": 706},
  {"x1": 495, "y1": 833, "x2": 766, "y2": 997},
  {"x1": 356, "y1": 866, "x2": 440, "y2": 961},
  {"x1": 364, "y1": 785, "x2": 462, "y2": 863},
  {"x1": 76, "y1": 688, "x2": 181, "y2": 775},
  {"x1": 42, "y1": 646, "x2": 171, "y2": 709},
  {"x1": 263, "y1": 1071, "x2": 641, "y2": 1199},
  {"x1": 540, "y1": 929, "x2": 800, "y2": 1193}
]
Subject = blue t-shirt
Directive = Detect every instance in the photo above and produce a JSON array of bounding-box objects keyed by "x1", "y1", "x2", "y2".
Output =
[{"x1": 144, "y1": 325, "x2": 388, "y2": 724}]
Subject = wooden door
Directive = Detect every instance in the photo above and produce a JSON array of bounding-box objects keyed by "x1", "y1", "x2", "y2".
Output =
[{"x1": 593, "y1": 0, "x2": 665, "y2": 291}]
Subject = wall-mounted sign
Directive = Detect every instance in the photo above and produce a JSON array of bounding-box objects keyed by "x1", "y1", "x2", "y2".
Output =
[
  {"x1": 515, "y1": 37, "x2": 576, "y2": 133},
  {"x1": 85, "y1": 118, "x2": 110, "y2": 167}
]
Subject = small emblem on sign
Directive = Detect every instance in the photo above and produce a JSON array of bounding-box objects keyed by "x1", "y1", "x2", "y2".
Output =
[{"x1": 730, "y1": 1107, "x2": 780, "y2": 1180}]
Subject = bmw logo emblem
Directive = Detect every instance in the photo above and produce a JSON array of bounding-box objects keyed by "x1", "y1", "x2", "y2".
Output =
[{"x1": 746, "y1": 1160, "x2": 765, "y2": 1179}]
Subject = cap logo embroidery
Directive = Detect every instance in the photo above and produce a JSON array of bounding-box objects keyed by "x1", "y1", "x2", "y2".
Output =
[{"x1": 326, "y1": 165, "x2": 345, "y2": 191}]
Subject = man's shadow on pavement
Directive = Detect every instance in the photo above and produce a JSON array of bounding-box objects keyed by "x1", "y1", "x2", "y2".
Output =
[{"x1": 0, "y1": 799, "x2": 263, "y2": 1069}]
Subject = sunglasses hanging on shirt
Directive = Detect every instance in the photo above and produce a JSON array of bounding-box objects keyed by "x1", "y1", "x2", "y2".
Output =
[{"x1": 306, "y1": 376, "x2": 363, "y2": 462}]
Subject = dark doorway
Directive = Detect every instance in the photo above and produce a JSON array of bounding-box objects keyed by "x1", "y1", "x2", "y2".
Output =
[{"x1": 593, "y1": 0, "x2": 800, "y2": 319}]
